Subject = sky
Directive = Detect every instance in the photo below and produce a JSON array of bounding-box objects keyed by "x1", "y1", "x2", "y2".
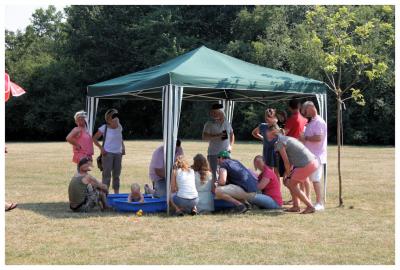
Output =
[{"x1": 5, "y1": 5, "x2": 66, "y2": 32}]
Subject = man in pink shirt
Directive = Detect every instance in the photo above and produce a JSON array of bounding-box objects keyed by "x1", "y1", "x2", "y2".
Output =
[
  {"x1": 146, "y1": 139, "x2": 184, "y2": 198},
  {"x1": 301, "y1": 101, "x2": 327, "y2": 211}
]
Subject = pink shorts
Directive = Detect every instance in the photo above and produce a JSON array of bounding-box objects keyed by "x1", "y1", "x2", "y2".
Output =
[{"x1": 290, "y1": 159, "x2": 319, "y2": 183}]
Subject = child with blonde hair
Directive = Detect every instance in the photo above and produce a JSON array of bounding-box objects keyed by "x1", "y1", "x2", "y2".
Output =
[{"x1": 128, "y1": 183, "x2": 144, "y2": 203}]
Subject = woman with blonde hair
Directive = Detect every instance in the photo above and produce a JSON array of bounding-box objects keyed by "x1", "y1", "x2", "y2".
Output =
[
  {"x1": 170, "y1": 155, "x2": 199, "y2": 216},
  {"x1": 192, "y1": 154, "x2": 214, "y2": 213},
  {"x1": 66, "y1": 111, "x2": 94, "y2": 164}
]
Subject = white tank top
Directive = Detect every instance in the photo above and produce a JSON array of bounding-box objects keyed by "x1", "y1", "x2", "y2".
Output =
[{"x1": 176, "y1": 168, "x2": 198, "y2": 199}]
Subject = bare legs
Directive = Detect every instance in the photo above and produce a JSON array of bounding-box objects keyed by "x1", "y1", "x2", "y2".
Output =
[{"x1": 288, "y1": 179, "x2": 315, "y2": 214}]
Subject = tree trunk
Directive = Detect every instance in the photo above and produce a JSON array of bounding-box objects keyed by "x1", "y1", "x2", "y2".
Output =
[{"x1": 337, "y1": 96, "x2": 344, "y2": 207}]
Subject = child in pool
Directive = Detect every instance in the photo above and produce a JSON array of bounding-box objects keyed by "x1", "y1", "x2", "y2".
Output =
[{"x1": 128, "y1": 183, "x2": 144, "y2": 203}]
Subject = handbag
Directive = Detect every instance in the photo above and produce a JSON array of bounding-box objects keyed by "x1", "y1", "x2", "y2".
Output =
[{"x1": 96, "y1": 124, "x2": 108, "y2": 171}]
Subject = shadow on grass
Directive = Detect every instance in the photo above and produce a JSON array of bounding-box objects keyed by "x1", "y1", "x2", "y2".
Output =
[
  {"x1": 16, "y1": 202, "x2": 133, "y2": 219},
  {"x1": 17, "y1": 202, "x2": 285, "y2": 219}
]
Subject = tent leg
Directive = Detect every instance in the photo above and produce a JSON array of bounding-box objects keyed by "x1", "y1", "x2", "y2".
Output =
[
  {"x1": 220, "y1": 99, "x2": 235, "y2": 124},
  {"x1": 162, "y1": 85, "x2": 183, "y2": 215},
  {"x1": 86, "y1": 96, "x2": 99, "y2": 136}
]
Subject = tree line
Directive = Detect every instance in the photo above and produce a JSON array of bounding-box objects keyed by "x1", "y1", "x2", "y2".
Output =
[{"x1": 5, "y1": 5, "x2": 395, "y2": 145}]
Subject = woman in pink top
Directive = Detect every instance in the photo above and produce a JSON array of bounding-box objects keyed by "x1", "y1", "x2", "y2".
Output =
[
  {"x1": 66, "y1": 111, "x2": 94, "y2": 164},
  {"x1": 252, "y1": 155, "x2": 283, "y2": 208}
]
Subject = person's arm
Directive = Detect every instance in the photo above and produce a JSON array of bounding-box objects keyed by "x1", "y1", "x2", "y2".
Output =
[
  {"x1": 278, "y1": 146, "x2": 291, "y2": 186},
  {"x1": 121, "y1": 141, "x2": 126, "y2": 155},
  {"x1": 257, "y1": 177, "x2": 270, "y2": 190},
  {"x1": 92, "y1": 130, "x2": 106, "y2": 155},
  {"x1": 139, "y1": 193, "x2": 144, "y2": 203},
  {"x1": 251, "y1": 126, "x2": 263, "y2": 141},
  {"x1": 229, "y1": 130, "x2": 235, "y2": 151},
  {"x1": 305, "y1": 135, "x2": 322, "y2": 142},
  {"x1": 155, "y1": 168, "x2": 165, "y2": 178},
  {"x1": 170, "y1": 169, "x2": 177, "y2": 193},
  {"x1": 127, "y1": 193, "x2": 132, "y2": 202},
  {"x1": 202, "y1": 123, "x2": 222, "y2": 141},
  {"x1": 203, "y1": 131, "x2": 222, "y2": 141},
  {"x1": 83, "y1": 175, "x2": 108, "y2": 193},
  {"x1": 217, "y1": 168, "x2": 228, "y2": 186},
  {"x1": 66, "y1": 127, "x2": 81, "y2": 149}
]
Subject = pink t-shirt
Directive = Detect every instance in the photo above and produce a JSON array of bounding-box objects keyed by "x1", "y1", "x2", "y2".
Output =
[
  {"x1": 258, "y1": 165, "x2": 283, "y2": 206},
  {"x1": 304, "y1": 115, "x2": 327, "y2": 164},
  {"x1": 148, "y1": 145, "x2": 184, "y2": 182},
  {"x1": 72, "y1": 127, "x2": 94, "y2": 163}
]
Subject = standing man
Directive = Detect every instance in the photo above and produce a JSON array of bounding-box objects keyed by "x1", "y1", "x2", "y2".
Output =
[
  {"x1": 202, "y1": 104, "x2": 235, "y2": 181},
  {"x1": 285, "y1": 98, "x2": 308, "y2": 139},
  {"x1": 301, "y1": 101, "x2": 327, "y2": 211}
]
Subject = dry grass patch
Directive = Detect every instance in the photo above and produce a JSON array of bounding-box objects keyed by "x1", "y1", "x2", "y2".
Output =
[{"x1": 5, "y1": 141, "x2": 394, "y2": 264}]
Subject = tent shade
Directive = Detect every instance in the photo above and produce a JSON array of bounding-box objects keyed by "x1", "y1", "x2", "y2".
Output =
[{"x1": 87, "y1": 46, "x2": 327, "y2": 99}]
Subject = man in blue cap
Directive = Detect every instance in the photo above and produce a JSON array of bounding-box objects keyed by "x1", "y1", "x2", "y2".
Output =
[{"x1": 215, "y1": 150, "x2": 258, "y2": 214}]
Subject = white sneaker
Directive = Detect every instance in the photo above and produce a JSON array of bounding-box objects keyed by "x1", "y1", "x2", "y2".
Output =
[{"x1": 314, "y1": 203, "x2": 325, "y2": 211}]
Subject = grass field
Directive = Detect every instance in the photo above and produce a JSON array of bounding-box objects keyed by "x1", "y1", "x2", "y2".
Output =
[{"x1": 5, "y1": 140, "x2": 395, "y2": 265}]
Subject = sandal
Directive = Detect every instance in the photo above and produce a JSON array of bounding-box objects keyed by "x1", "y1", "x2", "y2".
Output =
[
  {"x1": 300, "y1": 206, "x2": 315, "y2": 214},
  {"x1": 284, "y1": 207, "x2": 300, "y2": 213},
  {"x1": 5, "y1": 202, "x2": 17, "y2": 212}
]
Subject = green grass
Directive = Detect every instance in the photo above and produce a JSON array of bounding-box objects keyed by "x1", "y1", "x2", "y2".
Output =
[{"x1": 5, "y1": 140, "x2": 394, "y2": 264}]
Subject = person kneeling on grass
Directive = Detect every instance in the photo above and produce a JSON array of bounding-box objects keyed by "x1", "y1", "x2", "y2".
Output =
[
  {"x1": 68, "y1": 157, "x2": 110, "y2": 212},
  {"x1": 267, "y1": 124, "x2": 318, "y2": 214},
  {"x1": 252, "y1": 155, "x2": 283, "y2": 210},
  {"x1": 170, "y1": 156, "x2": 199, "y2": 216},
  {"x1": 215, "y1": 150, "x2": 258, "y2": 214}
]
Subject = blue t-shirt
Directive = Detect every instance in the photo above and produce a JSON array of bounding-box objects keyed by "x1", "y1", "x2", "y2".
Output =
[{"x1": 220, "y1": 159, "x2": 258, "y2": 193}]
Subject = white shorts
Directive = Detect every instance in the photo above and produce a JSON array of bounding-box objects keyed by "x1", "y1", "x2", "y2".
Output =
[{"x1": 309, "y1": 159, "x2": 323, "y2": 183}]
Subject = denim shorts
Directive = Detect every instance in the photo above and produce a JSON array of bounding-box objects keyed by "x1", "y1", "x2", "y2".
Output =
[{"x1": 173, "y1": 195, "x2": 199, "y2": 213}]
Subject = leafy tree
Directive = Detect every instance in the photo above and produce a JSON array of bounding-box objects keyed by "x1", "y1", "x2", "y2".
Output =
[{"x1": 303, "y1": 5, "x2": 394, "y2": 206}]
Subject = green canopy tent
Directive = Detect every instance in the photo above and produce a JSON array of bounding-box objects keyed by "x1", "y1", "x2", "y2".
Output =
[{"x1": 86, "y1": 46, "x2": 328, "y2": 213}]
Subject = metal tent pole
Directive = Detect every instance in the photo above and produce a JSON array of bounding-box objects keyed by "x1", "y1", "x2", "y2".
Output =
[{"x1": 162, "y1": 84, "x2": 183, "y2": 215}]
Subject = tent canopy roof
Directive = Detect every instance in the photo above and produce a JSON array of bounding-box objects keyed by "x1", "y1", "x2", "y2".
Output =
[{"x1": 87, "y1": 46, "x2": 327, "y2": 102}]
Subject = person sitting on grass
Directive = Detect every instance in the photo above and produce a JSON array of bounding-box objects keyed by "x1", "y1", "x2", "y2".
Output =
[
  {"x1": 267, "y1": 124, "x2": 318, "y2": 214},
  {"x1": 146, "y1": 139, "x2": 184, "y2": 198},
  {"x1": 215, "y1": 150, "x2": 258, "y2": 214},
  {"x1": 192, "y1": 153, "x2": 214, "y2": 214},
  {"x1": 251, "y1": 155, "x2": 283, "y2": 209},
  {"x1": 170, "y1": 155, "x2": 199, "y2": 216},
  {"x1": 68, "y1": 157, "x2": 110, "y2": 212},
  {"x1": 128, "y1": 183, "x2": 144, "y2": 203}
]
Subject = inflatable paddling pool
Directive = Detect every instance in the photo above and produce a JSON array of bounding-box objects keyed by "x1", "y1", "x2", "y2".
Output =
[
  {"x1": 107, "y1": 193, "x2": 236, "y2": 213},
  {"x1": 107, "y1": 193, "x2": 153, "y2": 207}
]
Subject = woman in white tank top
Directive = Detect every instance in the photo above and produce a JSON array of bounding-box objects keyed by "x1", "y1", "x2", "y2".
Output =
[{"x1": 171, "y1": 156, "x2": 199, "y2": 216}]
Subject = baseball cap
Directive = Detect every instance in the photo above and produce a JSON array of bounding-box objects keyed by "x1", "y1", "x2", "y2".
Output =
[
  {"x1": 217, "y1": 150, "x2": 231, "y2": 159},
  {"x1": 74, "y1": 110, "x2": 87, "y2": 121}
]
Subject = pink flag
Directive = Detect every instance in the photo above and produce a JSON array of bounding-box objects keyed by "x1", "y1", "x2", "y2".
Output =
[
  {"x1": 5, "y1": 73, "x2": 10, "y2": 102},
  {"x1": 5, "y1": 72, "x2": 26, "y2": 102}
]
